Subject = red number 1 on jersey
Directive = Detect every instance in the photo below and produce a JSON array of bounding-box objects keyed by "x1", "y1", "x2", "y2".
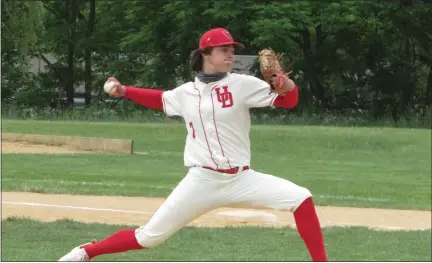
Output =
[{"x1": 189, "y1": 122, "x2": 196, "y2": 139}]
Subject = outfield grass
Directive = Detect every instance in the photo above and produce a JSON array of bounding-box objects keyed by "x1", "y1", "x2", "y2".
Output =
[
  {"x1": 1, "y1": 217, "x2": 431, "y2": 262},
  {"x1": 2, "y1": 119, "x2": 431, "y2": 210}
]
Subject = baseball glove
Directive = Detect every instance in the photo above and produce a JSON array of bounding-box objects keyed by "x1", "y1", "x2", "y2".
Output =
[{"x1": 258, "y1": 48, "x2": 292, "y2": 96}]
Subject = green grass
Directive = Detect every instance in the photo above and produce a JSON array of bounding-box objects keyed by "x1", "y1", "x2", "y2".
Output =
[
  {"x1": 3, "y1": 103, "x2": 431, "y2": 128},
  {"x1": 1, "y1": 120, "x2": 431, "y2": 262},
  {"x1": 2, "y1": 119, "x2": 431, "y2": 210},
  {"x1": 1, "y1": 217, "x2": 431, "y2": 262}
]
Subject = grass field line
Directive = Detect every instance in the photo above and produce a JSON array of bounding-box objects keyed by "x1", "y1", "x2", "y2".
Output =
[
  {"x1": 3, "y1": 200, "x2": 428, "y2": 231},
  {"x1": 1, "y1": 178, "x2": 173, "y2": 189},
  {"x1": 318, "y1": 194, "x2": 389, "y2": 202},
  {"x1": 4, "y1": 119, "x2": 430, "y2": 131},
  {"x1": 2, "y1": 177, "x2": 391, "y2": 202}
]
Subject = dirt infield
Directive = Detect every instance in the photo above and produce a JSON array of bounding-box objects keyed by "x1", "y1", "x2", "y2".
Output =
[
  {"x1": 2, "y1": 192, "x2": 431, "y2": 231},
  {"x1": 1, "y1": 141, "x2": 93, "y2": 154},
  {"x1": 2, "y1": 133, "x2": 132, "y2": 154},
  {"x1": 2, "y1": 141, "x2": 431, "y2": 231}
]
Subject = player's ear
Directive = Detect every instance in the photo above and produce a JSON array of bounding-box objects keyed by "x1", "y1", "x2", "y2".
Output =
[{"x1": 201, "y1": 47, "x2": 213, "y2": 56}]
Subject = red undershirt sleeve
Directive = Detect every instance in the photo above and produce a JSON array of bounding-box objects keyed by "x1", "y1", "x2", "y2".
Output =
[
  {"x1": 123, "y1": 86, "x2": 164, "y2": 110},
  {"x1": 273, "y1": 85, "x2": 299, "y2": 109}
]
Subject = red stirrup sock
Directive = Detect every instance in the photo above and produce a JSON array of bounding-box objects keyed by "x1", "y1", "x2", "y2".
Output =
[
  {"x1": 82, "y1": 229, "x2": 144, "y2": 259},
  {"x1": 294, "y1": 197, "x2": 328, "y2": 262}
]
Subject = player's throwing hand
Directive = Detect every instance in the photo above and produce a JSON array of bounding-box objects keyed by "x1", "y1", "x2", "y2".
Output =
[{"x1": 104, "y1": 77, "x2": 125, "y2": 97}]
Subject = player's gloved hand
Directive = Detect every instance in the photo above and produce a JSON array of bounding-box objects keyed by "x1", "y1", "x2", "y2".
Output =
[
  {"x1": 270, "y1": 74, "x2": 295, "y2": 94},
  {"x1": 259, "y1": 48, "x2": 295, "y2": 96},
  {"x1": 103, "y1": 76, "x2": 126, "y2": 97}
]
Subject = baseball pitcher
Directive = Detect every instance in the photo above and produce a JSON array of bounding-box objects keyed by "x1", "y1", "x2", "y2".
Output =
[{"x1": 59, "y1": 28, "x2": 328, "y2": 262}]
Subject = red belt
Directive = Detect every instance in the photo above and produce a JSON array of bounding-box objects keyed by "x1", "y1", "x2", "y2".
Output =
[{"x1": 202, "y1": 166, "x2": 249, "y2": 174}]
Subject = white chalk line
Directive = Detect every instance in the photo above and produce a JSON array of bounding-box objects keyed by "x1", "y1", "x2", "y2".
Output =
[
  {"x1": 2, "y1": 201, "x2": 427, "y2": 231},
  {"x1": 1, "y1": 201, "x2": 254, "y2": 222},
  {"x1": 2, "y1": 201, "x2": 154, "y2": 215}
]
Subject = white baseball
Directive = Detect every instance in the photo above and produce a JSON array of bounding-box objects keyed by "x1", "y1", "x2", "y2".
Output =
[{"x1": 104, "y1": 81, "x2": 116, "y2": 94}]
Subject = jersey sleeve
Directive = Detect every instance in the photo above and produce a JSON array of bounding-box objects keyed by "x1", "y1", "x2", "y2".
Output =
[
  {"x1": 162, "y1": 87, "x2": 182, "y2": 117},
  {"x1": 242, "y1": 75, "x2": 279, "y2": 108}
]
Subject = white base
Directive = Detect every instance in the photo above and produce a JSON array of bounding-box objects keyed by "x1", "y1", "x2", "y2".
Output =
[{"x1": 216, "y1": 210, "x2": 278, "y2": 222}]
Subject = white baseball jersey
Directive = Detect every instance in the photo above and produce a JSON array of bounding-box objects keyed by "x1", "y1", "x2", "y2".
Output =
[{"x1": 162, "y1": 73, "x2": 278, "y2": 169}]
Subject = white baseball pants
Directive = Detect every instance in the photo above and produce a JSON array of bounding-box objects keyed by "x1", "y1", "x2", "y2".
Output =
[{"x1": 135, "y1": 166, "x2": 312, "y2": 248}]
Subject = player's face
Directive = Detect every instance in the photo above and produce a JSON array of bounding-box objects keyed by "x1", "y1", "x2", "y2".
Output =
[{"x1": 207, "y1": 45, "x2": 235, "y2": 72}]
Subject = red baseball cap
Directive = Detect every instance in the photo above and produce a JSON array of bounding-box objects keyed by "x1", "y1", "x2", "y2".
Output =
[{"x1": 199, "y1": 28, "x2": 245, "y2": 50}]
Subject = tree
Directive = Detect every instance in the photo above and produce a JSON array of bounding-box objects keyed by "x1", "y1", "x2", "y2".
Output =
[
  {"x1": 39, "y1": 0, "x2": 79, "y2": 107},
  {"x1": 3, "y1": 0, "x2": 429, "y2": 123},
  {"x1": 77, "y1": 0, "x2": 96, "y2": 105},
  {"x1": 1, "y1": 0, "x2": 45, "y2": 104}
]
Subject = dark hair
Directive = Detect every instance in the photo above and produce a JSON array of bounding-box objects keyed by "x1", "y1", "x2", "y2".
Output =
[{"x1": 190, "y1": 47, "x2": 212, "y2": 72}]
